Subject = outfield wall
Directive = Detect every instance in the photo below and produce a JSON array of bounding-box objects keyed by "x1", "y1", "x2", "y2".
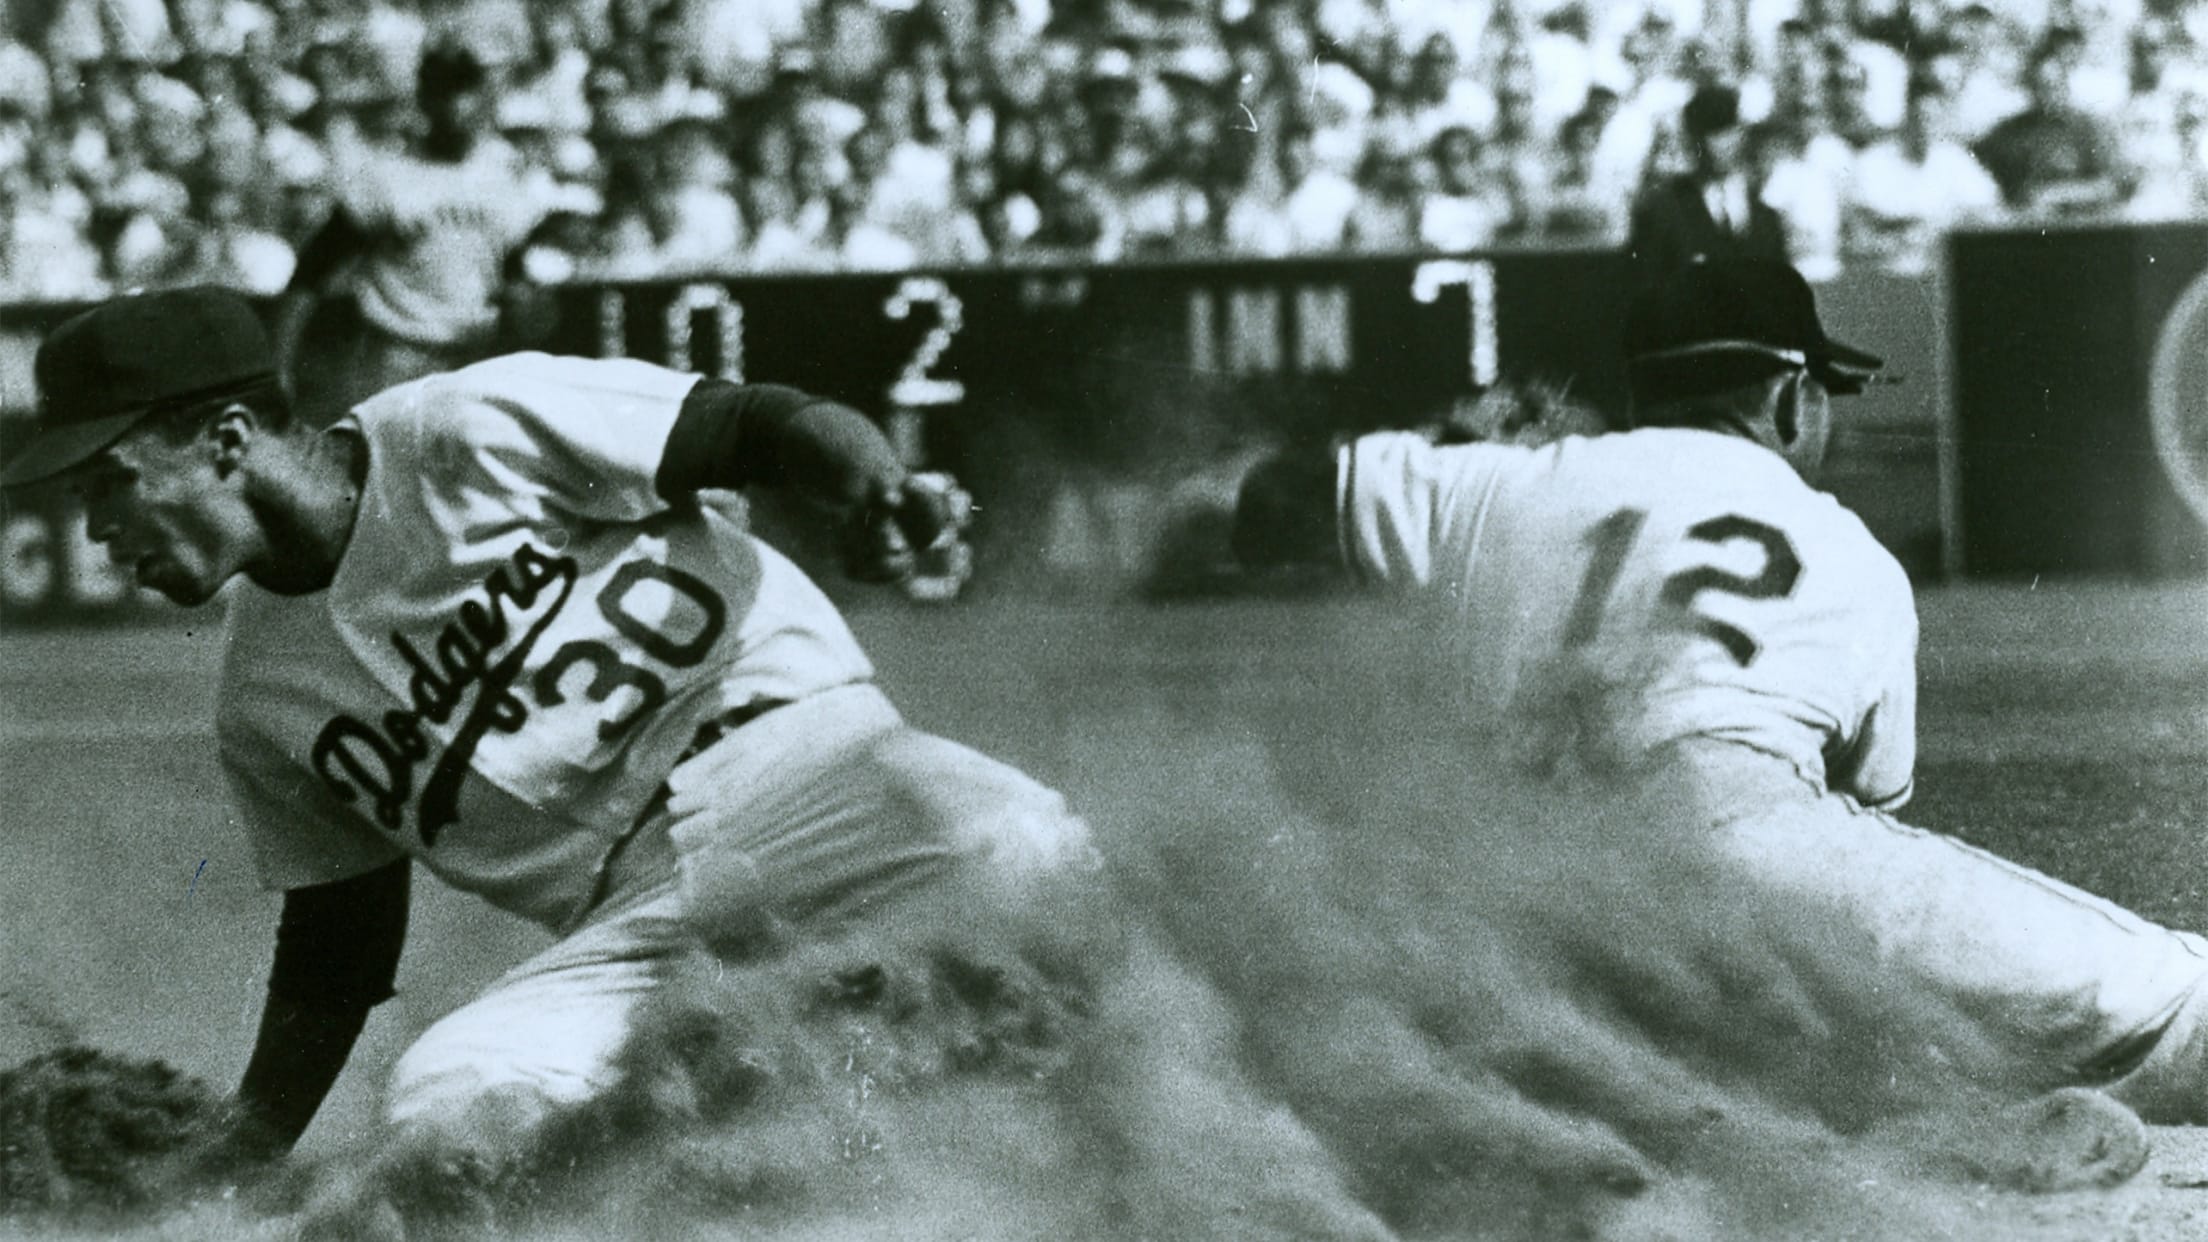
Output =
[{"x1": 4, "y1": 228, "x2": 2202, "y2": 624}]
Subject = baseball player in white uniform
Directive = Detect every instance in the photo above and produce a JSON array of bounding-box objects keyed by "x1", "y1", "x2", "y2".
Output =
[
  {"x1": 2, "y1": 287, "x2": 1097, "y2": 1170},
  {"x1": 1232, "y1": 258, "x2": 2208, "y2": 1124},
  {"x1": 274, "y1": 45, "x2": 557, "y2": 427}
]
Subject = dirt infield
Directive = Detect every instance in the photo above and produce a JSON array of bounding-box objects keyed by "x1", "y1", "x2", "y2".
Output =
[{"x1": 3, "y1": 581, "x2": 2206, "y2": 1238}]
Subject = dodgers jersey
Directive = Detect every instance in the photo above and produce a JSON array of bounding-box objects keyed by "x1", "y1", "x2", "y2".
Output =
[
  {"x1": 217, "y1": 355, "x2": 873, "y2": 930},
  {"x1": 1339, "y1": 429, "x2": 1918, "y2": 807}
]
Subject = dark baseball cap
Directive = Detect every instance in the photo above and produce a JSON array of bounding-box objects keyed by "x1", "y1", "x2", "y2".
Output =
[
  {"x1": 1626, "y1": 258, "x2": 1884, "y2": 398},
  {"x1": 1, "y1": 287, "x2": 277, "y2": 488},
  {"x1": 1680, "y1": 84, "x2": 1742, "y2": 137}
]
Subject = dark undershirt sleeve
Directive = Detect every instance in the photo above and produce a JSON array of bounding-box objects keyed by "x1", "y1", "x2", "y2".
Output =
[
  {"x1": 653, "y1": 379, "x2": 828, "y2": 502},
  {"x1": 266, "y1": 859, "x2": 410, "y2": 1008},
  {"x1": 653, "y1": 379, "x2": 904, "y2": 514}
]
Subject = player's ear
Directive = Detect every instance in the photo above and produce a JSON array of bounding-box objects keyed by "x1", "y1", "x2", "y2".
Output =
[
  {"x1": 209, "y1": 403, "x2": 258, "y2": 478},
  {"x1": 1771, "y1": 371, "x2": 1803, "y2": 447}
]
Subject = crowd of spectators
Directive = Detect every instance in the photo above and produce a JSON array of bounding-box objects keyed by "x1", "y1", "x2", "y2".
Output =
[{"x1": 2, "y1": 0, "x2": 2206, "y2": 304}]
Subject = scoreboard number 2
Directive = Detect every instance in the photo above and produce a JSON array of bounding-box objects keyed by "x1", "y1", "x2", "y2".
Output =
[{"x1": 884, "y1": 276, "x2": 967, "y2": 409}]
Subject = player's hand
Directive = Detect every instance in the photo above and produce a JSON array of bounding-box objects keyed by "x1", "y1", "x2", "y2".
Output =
[{"x1": 841, "y1": 471, "x2": 975, "y2": 601}]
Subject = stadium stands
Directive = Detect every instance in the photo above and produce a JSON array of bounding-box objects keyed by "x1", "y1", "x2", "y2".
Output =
[{"x1": 0, "y1": 0, "x2": 2202, "y2": 301}]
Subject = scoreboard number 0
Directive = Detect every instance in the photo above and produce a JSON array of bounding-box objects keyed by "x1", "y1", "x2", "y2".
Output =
[{"x1": 598, "y1": 284, "x2": 746, "y2": 382}]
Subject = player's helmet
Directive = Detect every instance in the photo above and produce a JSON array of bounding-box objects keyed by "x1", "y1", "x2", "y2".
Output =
[{"x1": 1625, "y1": 258, "x2": 1884, "y2": 406}]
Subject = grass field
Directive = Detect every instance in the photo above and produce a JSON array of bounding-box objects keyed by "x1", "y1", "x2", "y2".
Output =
[{"x1": 3, "y1": 580, "x2": 2206, "y2": 1238}]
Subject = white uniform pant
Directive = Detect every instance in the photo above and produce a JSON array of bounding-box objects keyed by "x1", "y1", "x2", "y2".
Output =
[
  {"x1": 384, "y1": 685, "x2": 1098, "y2": 1138},
  {"x1": 1669, "y1": 739, "x2": 2208, "y2": 1122}
]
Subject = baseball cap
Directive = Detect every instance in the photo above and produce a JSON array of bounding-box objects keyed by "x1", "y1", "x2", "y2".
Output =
[
  {"x1": 1680, "y1": 84, "x2": 1741, "y2": 137},
  {"x1": 1, "y1": 287, "x2": 277, "y2": 489},
  {"x1": 1626, "y1": 258, "x2": 1884, "y2": 398}
]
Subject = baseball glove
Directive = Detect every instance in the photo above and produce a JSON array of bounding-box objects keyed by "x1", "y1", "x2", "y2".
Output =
[
  {"x1": 842, "y1": 471, "x2": 976, "y2": 603},
  {"x1": 0, "y1": 1046, "x2": 274, "y2": 1222}
]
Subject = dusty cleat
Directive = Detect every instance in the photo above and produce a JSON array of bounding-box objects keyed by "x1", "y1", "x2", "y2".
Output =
[{"x1": 1878, "y1": 1087, "x2": 2150, "y2": 1193}]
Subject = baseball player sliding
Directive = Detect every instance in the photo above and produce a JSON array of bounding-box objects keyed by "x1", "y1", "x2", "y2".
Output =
[
  {"x1": 0, "y1": 288, "x2": 1097, "y2": 1179},
  {"x1": 1234, "y1": 258, "x2": 2208, "y2": 1129}
]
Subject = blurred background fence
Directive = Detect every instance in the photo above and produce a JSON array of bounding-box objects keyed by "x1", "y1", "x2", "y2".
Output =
[{"x1": 3, "y1": 223, "x2": 2205, "y2": 625}]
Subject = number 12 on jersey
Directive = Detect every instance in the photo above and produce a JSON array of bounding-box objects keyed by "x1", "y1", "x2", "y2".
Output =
[{"x1": 1566, "y1": 509, "x2": 1801, "y2": 666}]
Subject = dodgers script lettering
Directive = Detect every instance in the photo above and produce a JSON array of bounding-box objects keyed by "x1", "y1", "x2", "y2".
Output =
[{"x1": 312, "y1": 543, "x2": 579, "y2": 846}]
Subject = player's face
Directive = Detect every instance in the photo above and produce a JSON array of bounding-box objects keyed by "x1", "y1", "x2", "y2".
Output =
[{"x1": 69, "y1": 420, "x2": 259, "y2": 606}]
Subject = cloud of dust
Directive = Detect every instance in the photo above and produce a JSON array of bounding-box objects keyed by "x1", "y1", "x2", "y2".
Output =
[{"x1": 17, "y1": 614, "x2": 2140, "y2": 1242}]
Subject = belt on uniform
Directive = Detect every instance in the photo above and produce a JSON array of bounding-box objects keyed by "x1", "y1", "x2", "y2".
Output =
[{"x1": 583, "y1": 697, "x2": 795, "y2": 917}]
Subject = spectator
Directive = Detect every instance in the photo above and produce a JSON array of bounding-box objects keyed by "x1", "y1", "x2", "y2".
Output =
[
  {"x1": 814, "y1": 0, "x2": 895, "y2": 99},
  {"x1": 1847, "y1": 73, "x2": 2003, "y2": 276},
  {"x1": 860, "y1": 63, "x2": 960, "y2": 246},
  {"x1": 45, "y1": 0, "x2": 181, "y2": 68},
  {"x1": 165, "y1": 186, "x2": 297, "y2": 293},
  {"x1": 679, "y1": 0, "x2": 779, "y2": 99},
  {"x1": 1418, "y1": 125, "x2": 1506, "y2": 253},
  {"x1": 634, "y1": 7, "x2": 710, "y2": 123},
  {"x1": 507, "y1": 1, "x2": 593, "y2": 137},
  {"x1": 1941, "y1": 3, "x2": 2030, "y2": 142},
  {"x1": 1344, "y1": 126, "x2": 1422, "y2": 253},
  {"x1": 0, "y1": 158, "x2": 105, "y2": 303},
  {"x1": 587, "y1": 146, "x2": 677, "y2": 279},
  {"x1": 1022, "y1": 166, "x2": 1115, "y2": 263},
  {"x1": 1222, "y1": 120, "x2": 1357, "y2": 257},
  {"x1": 1400, "y1": 29, "x2": 1493, "y2": 144},
  {"x1": 1974, "y1": 36, "x2": 2130, "y2": 217},
  {"x1": 0, "y1": 36, "x2": 53, "y2": 121},
  {"x1": 135, "y1": 69, "x2": 210, "y2": 182},
  {"x1": 1220, "y1": 18, "x2": 1289, "y2": 202},
  {"x1": 646, "y1": 104, "x2": 748, "y2": 275},
  {"x1": 1756, "y1": 18, "x2": 1825, "y2": 144},
  {"x1": 236, "y1": 25, "x2": 316, "y2": 123},
  {"x1": 770, "y1": 50, "x2": 866, "y2": 163},
  {"x1": 889, "y1": 5, "x2": 966, "y2": 148},
  {"x1": 930, "y1": 154, "x2": 1000, "y2": 266},
  {"x1": 2126, "y1": 87, "x2": 2208, "y2": 221},
  {"x1": 1520, "y1": 107, "x2": 1627, "y2": 244},
  {"x1": 433, "y1": 0, "x2": 532, "y2": 86},
  {"x1": 2050, "y1": 4, "x2": 2137, "y2": 118},
  {"x1": 2119, "y1": 17, "x2": 2208, "y2": 219},
  {"x1": 169, "y1": 0, "x2": 276, "y2": 59},
  {"x1": 1526, "y1": 4, "x2": 1601, "y2": 135},
  {"x1": 987, "y1": 109, "x2": 1051, "y2": 218},
  {"x1": 1752, "y1": 119, "x2": 1843, "y2": 282},
  {"x1": 1485, "y1": 45, "x2": 1548, "y2": 239},
  {"x1": 1626, "y1": 84, "x2": 1788, "y2": 277},
  {"x1": 841, "y1": 121, "x2": 928, "y2": 266}
]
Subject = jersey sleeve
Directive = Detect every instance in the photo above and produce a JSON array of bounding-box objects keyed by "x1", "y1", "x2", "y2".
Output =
[
  {"x1": 1337, "y1": 432, "x2": 1510, "y2": 588},
  {"x1": 393, "y1": 354, "x2": 704, "y2": 524},
  {"x1": 219, "y1": 716, "x2": 407, "y2": 892},
  {"x1": 1830, "y1": 581, "x2": 1920, "y2": 810}
]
